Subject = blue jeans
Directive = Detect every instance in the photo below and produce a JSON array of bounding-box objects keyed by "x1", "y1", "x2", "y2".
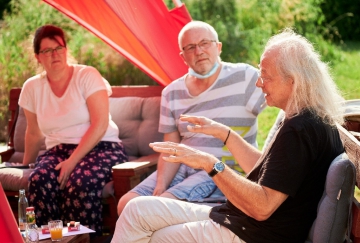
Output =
[{"x1": 131, "y1": 164, "x2": 224, "y2": 201}]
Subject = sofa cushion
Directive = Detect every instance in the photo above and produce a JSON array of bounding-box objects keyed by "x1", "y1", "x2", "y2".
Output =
[
  {"x1": 10, "y1": 96, "x2": 163, "y2": 162},
  {"x1": 13, "y1": 107, "x2": 46, "y2": 154},
  {"x1": 306, "y1": 153, "x2": 355, "y2": 243},
  {"x1": 0, "y1": 168, "x2": 33, "y2": 191},
  {"x1": 109, "y1": 96, "x2": 163, "y2": 160}
]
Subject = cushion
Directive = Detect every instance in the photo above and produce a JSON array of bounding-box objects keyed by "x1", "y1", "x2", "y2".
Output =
[
  {"x1": 344, "y1": 99, "x2": 360, "y2": 122},
  {"x1": 109, "y1": 96, "x2": 163, "y2": 159},
  {"x1": 13, "y1": 107, "x2": 46, "y2": 153},
  {"x1": 306, "y1": 153, "x2": 355, "y2": 243},
  {"x1": 0, "y1": 168, "x2": 33, "y2": 191}
]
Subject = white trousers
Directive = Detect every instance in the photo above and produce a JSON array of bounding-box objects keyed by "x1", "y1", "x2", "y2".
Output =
[{"x1": 111, "y1": 196, "x2": 244, "y2": 243}]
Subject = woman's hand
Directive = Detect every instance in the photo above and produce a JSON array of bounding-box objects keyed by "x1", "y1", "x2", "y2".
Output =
[
  {"x1": 55, "y1": 159, "x2": 77, "y2": 190},
  {"x1": 149, "y1": 141, "x2": 218, "y2": 173},
  {"x1": 180, "y1": 115, "x2": 230, "y2": 142}
]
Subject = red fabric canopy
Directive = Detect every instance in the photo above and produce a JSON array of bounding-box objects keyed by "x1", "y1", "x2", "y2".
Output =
[{"x1": 42, "y1": 0, "x2": 192, "y2": 86}]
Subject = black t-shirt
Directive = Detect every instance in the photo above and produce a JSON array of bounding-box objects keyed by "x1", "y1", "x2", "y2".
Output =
[{"x1": 209, "y1": 109, "x2": 344, "y2": 243}]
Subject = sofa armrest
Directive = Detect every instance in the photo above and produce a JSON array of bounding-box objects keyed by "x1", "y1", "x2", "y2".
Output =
[
  {"x1": 337, "y1": 123, "x2": 360, "y2": 186},
  {"x1": 0, "y1": 147, "x2": 15, "y2": 162},
  {"x1": 112, "y1": 153, "x2": 159, "y2": 199}
]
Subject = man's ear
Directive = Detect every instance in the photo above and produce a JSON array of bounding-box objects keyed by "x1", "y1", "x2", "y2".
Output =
[
  {"x1": 179, "y1": 52, "x2": 189, "y2": 66},
  {"x1": 217, "y1": 42, "x2": 223, "y2": 55}
]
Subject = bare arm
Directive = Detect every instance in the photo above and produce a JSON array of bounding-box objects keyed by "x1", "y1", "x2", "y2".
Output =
[
  {"x1": 150, "y1": 142, "x2": 288, "y2": 221},
  {"x1": 56, "y1": 90, "x2": 109, "y2": 189},
  {"x1": 153, "y1": 131, "x2": 181, "y2": 196},
  {"x1": 23, "y1": 109, "x2": 44, "y2": 165},
  {"x1": 212, "y1": 164, "x2": 288, "y2": 221},
  {"x1": 180, "y1": 115, "x2": 261, "y2": 173}
]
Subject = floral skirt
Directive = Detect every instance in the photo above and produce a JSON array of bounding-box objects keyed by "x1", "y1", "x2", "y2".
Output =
[{"x1": 27, "y1": 141, "x2": 128, "y2": 235}]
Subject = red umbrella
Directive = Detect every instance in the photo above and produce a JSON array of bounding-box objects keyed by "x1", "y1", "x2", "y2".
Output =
[{"x1": 42, "y1": 0, "x2": 192, "y2": 86}]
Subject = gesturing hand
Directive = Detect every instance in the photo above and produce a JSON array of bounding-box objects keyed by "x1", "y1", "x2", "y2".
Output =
[
  {"x1": 149, "y1": 141, "x2": 218, "y2": 172},
  {"x1": 180, "y1": 114, "x2": 229, "y2": 140}
]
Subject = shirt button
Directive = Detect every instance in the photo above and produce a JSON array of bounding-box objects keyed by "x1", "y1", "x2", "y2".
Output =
[{"x1": 242, "y1": 227, "x2": 246, "y2": 230}]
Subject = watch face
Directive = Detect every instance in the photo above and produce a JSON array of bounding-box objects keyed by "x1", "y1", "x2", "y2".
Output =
[{"x1": 215, "y1": 162, "x2": 225, "y2": 172}]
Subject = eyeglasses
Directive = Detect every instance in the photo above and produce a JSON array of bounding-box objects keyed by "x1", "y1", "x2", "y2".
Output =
[
  {"x1": 257, "y1": 70, "x2": 273, "y2": 85},
  {"x1": 39, "y1": 46, "x2": 65, "y2": 56},
  {"x1": 182, "y1": 40, "x2": 217, "y2": 53}
]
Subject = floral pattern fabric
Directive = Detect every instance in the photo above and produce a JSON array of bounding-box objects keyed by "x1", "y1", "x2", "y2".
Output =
[{"x1": 27, "y1": 141, "x2": 128, "y2": 235}]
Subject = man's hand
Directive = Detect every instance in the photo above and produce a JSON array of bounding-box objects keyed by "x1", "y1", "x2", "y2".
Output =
[
  {"x1": 149, "y1": 142, "x2": 217, "y2": 173},
  {"x1": 180, "y1": 115, "x2": 229, "y2": 141},
  {"x1": 153, "y1": 184, "x2": 167, "y2": 196}
]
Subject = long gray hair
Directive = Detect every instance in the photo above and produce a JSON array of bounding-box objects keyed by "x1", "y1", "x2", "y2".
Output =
[{"x1": 265, "y1": 28, "x2": 344, "y2": 125}]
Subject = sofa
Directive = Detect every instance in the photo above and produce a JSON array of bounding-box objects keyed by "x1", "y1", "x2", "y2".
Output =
[{"x1": 0, "y1": 85, "x2": 164, "y2": 233}]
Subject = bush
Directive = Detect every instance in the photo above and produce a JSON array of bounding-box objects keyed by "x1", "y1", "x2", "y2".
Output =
[
  {"x1": 182, "y1": 0, "x2": 341, "y2": 65},
  {"x1": 320, "y1": 0, "x2": 360, "y2": 41}
]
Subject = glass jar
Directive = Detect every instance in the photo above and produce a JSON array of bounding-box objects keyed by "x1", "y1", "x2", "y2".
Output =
[{"x1": 26, "y1": 207, "x2": 39, "y2": 243}]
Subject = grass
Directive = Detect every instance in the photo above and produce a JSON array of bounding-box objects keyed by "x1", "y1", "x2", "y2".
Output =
[{"x1": 332, "y1": 41, "x2": 360, "y2": 100}]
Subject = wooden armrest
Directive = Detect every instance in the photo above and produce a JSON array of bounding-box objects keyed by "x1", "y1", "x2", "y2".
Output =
[
  {"x1": 337, "y1": 123, "x2": 360, "y2": 187},
  {"x1": 112, "y1": 153, "x2": 159, "y2": 199},
  {"x1": 0, "y1": 147, "x2": 15, "y2": 162}
]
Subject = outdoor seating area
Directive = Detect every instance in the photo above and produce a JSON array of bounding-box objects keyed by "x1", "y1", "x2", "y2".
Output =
[
  {"x1": 0, "y1": 85, "x2": 164, "y2": 234},
  {"x1": 0, "y1": 85, "x2": 360, "y2": 242}
]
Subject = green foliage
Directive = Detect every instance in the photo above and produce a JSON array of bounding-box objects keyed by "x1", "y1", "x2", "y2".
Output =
[
  {"x1": 0, "y1": 0, "x2": 11, "y2": 19},
  {"x1": 182, "y1": 0, "x2": 342, "y2": 66},
  {"x1": 320, "y1": 0, "x2": 360, "y2": 41},
  {"x1": 0, "y1": 0, "x2": 359, "y2": 144},
  {"x1": 184, "y1": 0, "x2": 251, "y2": 64}
]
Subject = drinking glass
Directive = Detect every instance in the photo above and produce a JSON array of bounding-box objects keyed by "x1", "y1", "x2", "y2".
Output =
[{"x1": 48, "y1": 220, "x2": 63, "y2": 241}]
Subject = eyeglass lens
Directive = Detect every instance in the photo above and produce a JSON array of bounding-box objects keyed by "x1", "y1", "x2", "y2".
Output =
[
  {"x1": 40, "y1": 46, "x2": 65, "y2": 56},
  {"x1": 183, "y1": 40, "x2": 215, "y2": 53}
]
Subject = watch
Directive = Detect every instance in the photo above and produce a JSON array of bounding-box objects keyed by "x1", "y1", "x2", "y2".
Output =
[{"x1": 208, "y1": 161, "x2": 225, "y2": 177}]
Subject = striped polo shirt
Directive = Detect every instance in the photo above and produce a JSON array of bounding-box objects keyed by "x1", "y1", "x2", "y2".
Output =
[{"x1": 159, "y1": 62, "x2": 266, "y2": 173}]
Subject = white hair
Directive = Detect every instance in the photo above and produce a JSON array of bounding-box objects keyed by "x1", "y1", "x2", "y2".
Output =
[
  {"x1": 178, "y1": 21, "x2": 219, "y2": 50},
  {"x1": 265, "y1": 28, "x2": 344, "y2": 125}
]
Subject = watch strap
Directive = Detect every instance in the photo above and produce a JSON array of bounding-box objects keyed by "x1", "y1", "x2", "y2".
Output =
[{"x1": 208, "y1": 161, "x2": 225, "y2": 177}]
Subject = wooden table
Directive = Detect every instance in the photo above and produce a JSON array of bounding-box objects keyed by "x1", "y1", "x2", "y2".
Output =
[{"x1": 41, "y1": 233, "x2": 90, "y2": 243}]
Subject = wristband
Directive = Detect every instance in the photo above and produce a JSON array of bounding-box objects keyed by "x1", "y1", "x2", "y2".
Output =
[{"x1": 224, "y1": 129, "x2": 231, "y2": 145}]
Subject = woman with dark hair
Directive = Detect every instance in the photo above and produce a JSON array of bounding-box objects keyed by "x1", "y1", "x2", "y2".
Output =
[{"x1": 19, "y1": 24, "x2": 128, "y2": 235}]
